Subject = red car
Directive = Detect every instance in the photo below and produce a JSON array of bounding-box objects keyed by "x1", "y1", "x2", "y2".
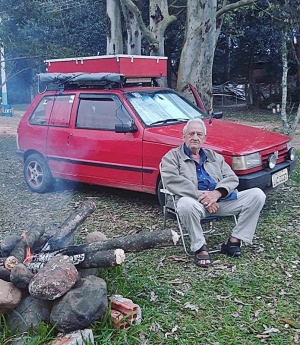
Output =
[{"x1": 16, "y1": 55, "x2": 297, "y2": 205}]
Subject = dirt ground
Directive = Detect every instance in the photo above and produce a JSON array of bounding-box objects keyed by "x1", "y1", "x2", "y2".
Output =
[
  {"x1": 0, "y1": 111, "x2": 23, "y2": 137},
  {"x1": 227, "y1": 117, "x2": 300, "y2": 150},
  {"x1": 1, "y1": 108, "x2": 299, "y2": 149}
]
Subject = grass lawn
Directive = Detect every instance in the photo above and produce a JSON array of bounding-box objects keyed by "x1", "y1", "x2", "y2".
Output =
[{"x1": 0, "y1": 111, "x2": 299, "y2": 344}]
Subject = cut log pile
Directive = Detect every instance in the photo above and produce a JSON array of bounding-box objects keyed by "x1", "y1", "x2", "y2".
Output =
[{"x1": 0, "y1": 198, "x2": 181, "y2": 342}]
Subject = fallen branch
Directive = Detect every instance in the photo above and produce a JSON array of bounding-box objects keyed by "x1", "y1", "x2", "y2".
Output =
[
  {"x1": 40, "y1": 199, "x2": 96, "y2": 252},
  {"x1": 63, "y1": 229, "x2": 180, "y2": 254},
  {"x1": 24, "y1": 248, "x2": 126, "y2": 272},
  {"x1": 9, "y1": 222, "x2": 45, "y2": 262}
]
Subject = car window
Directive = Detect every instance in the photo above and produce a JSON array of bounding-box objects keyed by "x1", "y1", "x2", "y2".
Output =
[
  {"x1": 76, "y1": 96, "x2": 132, "y2": 130},
  {"x1": 29, "y1": 97, "x2": 52, "y2": 125},
  {"x1": 29, "y1": 95, "x2": 74, "y2": 126},
  {"x1": 125, "y1": 90, "x2": 207, "y2": 126},
  {"x1": 48, "y1": 95, "x2": 74, "y2": 127}
]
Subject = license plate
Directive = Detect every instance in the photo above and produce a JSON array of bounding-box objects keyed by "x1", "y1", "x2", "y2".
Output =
[{"x1": 272, "y1": 168, "x2": 288, "y2": 188}]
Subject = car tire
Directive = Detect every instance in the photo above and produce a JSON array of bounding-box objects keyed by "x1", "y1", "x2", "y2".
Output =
[
  {"x1": 24, "y1": 154, "x2": 54, "y2": 193},
  {"x1": 157, "y1": 179, "x2": 165, "y2": 208}
]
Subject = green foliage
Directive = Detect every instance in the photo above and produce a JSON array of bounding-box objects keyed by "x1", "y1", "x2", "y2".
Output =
[
  {"x1": 214, "y1": 2, "x2": 282, "y2": 84},
  {"x1": 0, "y1": 0, "x2": 107, "y2": 58},
  {"x1": 0, "y1": 315, "x2": 56, "y2": 345},
  {"x1": 0, "y1": 0, "x2": 107, "y2": 103}
]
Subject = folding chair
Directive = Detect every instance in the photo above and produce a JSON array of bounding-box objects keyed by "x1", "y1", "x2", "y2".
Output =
[{"x1": 159, "y1": 162, "x2": 237, "y2": 256}]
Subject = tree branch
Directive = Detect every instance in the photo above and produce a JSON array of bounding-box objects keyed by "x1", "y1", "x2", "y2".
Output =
[
  {"x1": 120, "y1": 0, "x2": 159, "y2": 48},
  {"x1": 216, "y1": 0, "x2": 258, "y2": 19}
]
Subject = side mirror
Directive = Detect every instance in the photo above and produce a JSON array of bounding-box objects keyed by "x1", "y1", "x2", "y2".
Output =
[{"x1": 115, "y1": 123, "x2": 138, "y2": 133}]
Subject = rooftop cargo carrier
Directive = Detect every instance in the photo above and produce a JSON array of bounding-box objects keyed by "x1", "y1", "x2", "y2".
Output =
[
  {"x1": 45, "y1": 55, "x2": 168, "y2": 78},
  {"x1": 37, "y1": 72, "x2": 127, "y2": 92}
]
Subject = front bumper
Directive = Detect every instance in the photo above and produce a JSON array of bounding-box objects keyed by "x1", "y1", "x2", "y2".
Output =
[{"x1": 237, "y1": 158, "x2": 298, "y2": 191}]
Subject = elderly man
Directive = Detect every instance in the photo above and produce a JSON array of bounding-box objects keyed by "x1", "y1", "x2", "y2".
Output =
[{"x1": 161, "y1": 118, "x2": 266, "y2": 268}]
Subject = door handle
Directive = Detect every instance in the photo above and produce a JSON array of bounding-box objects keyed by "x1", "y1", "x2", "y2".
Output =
[{"x1": 67, "y1": 132, "x2": 73, "y2": 145}]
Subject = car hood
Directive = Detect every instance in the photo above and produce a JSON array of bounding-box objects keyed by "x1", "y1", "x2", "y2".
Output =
[{"x1": 143, "y1": 119, "x2": 291, "y2": 155}]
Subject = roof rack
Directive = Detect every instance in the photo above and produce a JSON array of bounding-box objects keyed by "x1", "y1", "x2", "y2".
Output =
[
  {"x1": 38, "y1": 72, "x2": 125, "y2": 92},
  {"x1": 38, "y1": 72, "x2": 160, "y2": 93}
]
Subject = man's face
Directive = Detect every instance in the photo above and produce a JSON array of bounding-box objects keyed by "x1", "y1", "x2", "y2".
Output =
[{"x1": 183, "y1": 122, "x2": 206, "y2": 153}]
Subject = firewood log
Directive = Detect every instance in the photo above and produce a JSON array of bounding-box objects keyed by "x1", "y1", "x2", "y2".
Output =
[
  {"x1": 24, "y1": 229, "x2": 179, "y2": 271},
  {"x1": 2, "y1": 229, "x2": 179, "y2": 272},
  {"x1": 9, "y1": 222, "x2": 45, "y2": 262},
  {"x1": 60, "y1": 229, "x2": 180, "y2": 254},
  {"x1": 24, "y1": 248, "x2": 125, "y2": 271},
  {"x1": 40, "y1": 199, "x2": 96, "y2": 251}
]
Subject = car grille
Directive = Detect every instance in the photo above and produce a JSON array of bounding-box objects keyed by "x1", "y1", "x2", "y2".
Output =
[{"x1": 260, "y1": 143, "x2": 288, "y2": 168}]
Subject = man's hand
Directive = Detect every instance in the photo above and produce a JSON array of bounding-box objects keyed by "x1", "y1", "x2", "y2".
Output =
[{"x1": 198, "y1": 190, "x2": 222, "y2": 214}]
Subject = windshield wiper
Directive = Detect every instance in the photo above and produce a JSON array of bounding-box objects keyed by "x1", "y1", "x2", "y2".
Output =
[{"x1": 150, "y1": 118, "x2": 188, "y2": 126}]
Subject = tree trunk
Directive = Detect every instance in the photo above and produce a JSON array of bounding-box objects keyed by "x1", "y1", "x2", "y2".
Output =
[
  {"x1": 117, "y1": 0, "x2": 177, "y2": 58},
  {"x1": 106, "y1": 0, "x2": 123, "y2": 54},
  {"x1": 120, "y1": 0, "x2": 159, "y2": 55},
  {"x1": 281, "y1": 32, "x2": 290, "y2": 135},
  {"x1": 120, "y1": 1, "x2": 142, "y2": 54},
  {"x1": 177, "y1": 0, "x2": 258, "y2": 111},
  {"x1": 290, "y1": 103, "x2": 300, "y2": 137},
  {"x1": 177, "y1": 0, "x2": 217, "y2": 113},
  {"x1": 149, "y1": 0, "x2": 177, "y2": 57}
]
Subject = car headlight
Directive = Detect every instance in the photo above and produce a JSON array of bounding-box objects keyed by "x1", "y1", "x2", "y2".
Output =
[
  {"x1": 288, "y1": 147, "x2": 296, "y2": 161},
  {"x1": 267, "y1": 153, "x2": 277, "y2": 169},
  {"x1": 232, "y1": 152, "x2": 262, "y2": 170}
]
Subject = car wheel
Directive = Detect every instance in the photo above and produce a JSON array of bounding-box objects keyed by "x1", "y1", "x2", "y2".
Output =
[
  {"x1": 24, "y1": 154, "x2": 54, "y2": 193},
  {"x1": 157, "y1": 179, "x2": 165, "y2": 208}
]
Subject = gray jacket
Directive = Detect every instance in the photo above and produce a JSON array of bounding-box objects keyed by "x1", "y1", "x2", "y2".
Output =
[{"x1": 161, "y1": 144, "x2": 239, "y2": 206}]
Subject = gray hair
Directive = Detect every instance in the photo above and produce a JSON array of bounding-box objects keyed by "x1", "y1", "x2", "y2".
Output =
[{"x1": 183, "y1": 118, "x2": 207, "y2": 135}]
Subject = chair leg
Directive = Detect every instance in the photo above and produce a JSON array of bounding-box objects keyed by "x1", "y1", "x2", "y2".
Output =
[
  {"x1": 175, "y1": 213, "x2": 191, "y2": 256},
  {"x1": 162, "y1": 206, "x2": 167, "y2": 229}
]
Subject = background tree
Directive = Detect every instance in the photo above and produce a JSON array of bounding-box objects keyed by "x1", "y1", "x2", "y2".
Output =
[
  {"x1": 176, "y1": 0, "x2": 259, "y2": 113},
  {"x1": 106, "y1": 0, "x2": 123, "y2": 54},
  {"x1": 259, "y1": 0, "x2": 300, "y2": 135},
  {"x1": 214, "y1": 4, "x2": 283, "y2": 107},
  {"x1": 1, "y1": 0, "x2": 299, "y2": 134},
  {"x1": 112, "y1": 0, "x2": 180, "y2": 57}
]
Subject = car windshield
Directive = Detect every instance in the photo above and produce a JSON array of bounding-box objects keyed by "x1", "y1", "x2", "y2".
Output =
[{"x1": 125, "y1": 90, "x2": 207, "y2": 126}]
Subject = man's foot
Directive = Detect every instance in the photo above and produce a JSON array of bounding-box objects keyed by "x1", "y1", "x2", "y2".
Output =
[
  {"x1": 194, "y1": 244, "x2": 212, "y2": 268},
  {"x1": 220, "y1": 237, "x2": 241, "y2": 257}
]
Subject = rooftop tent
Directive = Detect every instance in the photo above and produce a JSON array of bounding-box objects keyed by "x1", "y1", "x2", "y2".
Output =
[
  {"x1": 38, "y1": 72, "x2": 124, "y2": 84},
  {"x1": 37, "y1": 72, "x2": 126, "y2": 92}
]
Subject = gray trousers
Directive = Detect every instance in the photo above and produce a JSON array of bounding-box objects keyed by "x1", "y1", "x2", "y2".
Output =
[{"x1": 176, "y1": 188, "x2": 266, "y2": 252}]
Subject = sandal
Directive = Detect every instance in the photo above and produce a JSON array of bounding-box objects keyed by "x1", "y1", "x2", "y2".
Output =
[
  {"x1": 220, "y1": 238, "x2": 241, "y2": 257},
  {"x1": 194, "y1": 244, "x2": 212, "y2": 268}
]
